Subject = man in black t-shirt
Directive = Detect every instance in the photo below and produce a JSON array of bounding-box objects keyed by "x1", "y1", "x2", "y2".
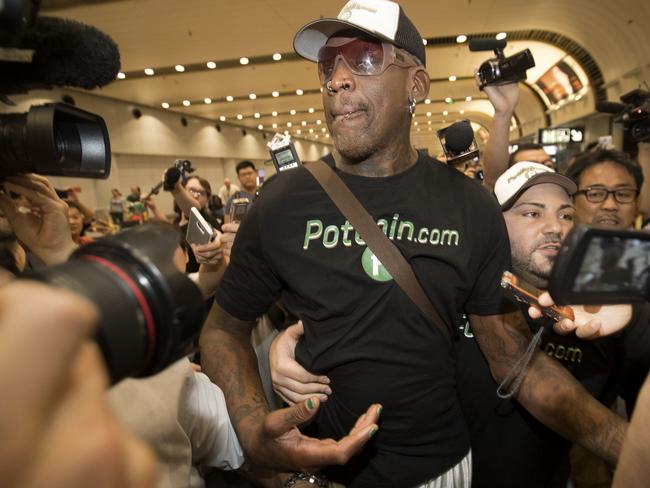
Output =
[
  {"x1": 456, "y1": 162, "x2": 650, "y2": 487},
  {"x1": 199, "y1": 1, "x2": 628, "y2": 486}
]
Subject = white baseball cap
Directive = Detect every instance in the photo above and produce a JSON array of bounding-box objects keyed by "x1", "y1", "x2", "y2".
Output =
[{"x1": 494, "y1": 161, "x2": 577, "y2": 210}]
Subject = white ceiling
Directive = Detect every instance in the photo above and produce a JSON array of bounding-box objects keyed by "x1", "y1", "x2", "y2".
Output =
[{"x1": 40, "y1": 0, "x2": 650, "y2": 153}]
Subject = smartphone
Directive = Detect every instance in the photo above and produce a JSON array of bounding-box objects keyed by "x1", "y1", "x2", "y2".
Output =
[
  {"x1": 229, "y1": 197, "x2": 250, "y2": 223},
  {"x1": 501, "y1": 271, "x2": 575, "y2": 322},
  {"x1": 186, "y1": 207, "x2": 213, "y2": 246}
]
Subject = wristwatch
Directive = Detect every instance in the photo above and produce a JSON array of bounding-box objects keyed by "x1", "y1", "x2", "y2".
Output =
[{"x1": 283, "y1": 472, "x2": 329, "y2": 487}]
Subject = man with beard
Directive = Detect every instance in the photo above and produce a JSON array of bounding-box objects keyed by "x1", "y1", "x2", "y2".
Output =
[{"x1": 200, "y1": 1, "x2": 628, "y2": 486}]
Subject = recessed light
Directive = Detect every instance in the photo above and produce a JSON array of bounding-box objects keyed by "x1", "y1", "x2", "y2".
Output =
[
  {"x1": 117, "y1": 72, "x2": 126, "y2": 79},
  {"x1": 207, "y1": 61, "x2": 216, "y2": 69},
  {"x1": 308, "y1": 107, "x2": 315, "y2": 113},
  {"x1": 445, "y1": 97, "x2": 453, "y2": 103},
  {"x1": 144, "y1": 68, "x2": 154, "y2": 76},
  {"x1": 254, "y1": 112, "x2": 260, "y2": 118},
  {"x1": 428, "y1": 127, "x2": 432, "y2": 131},
  {"x1": 449, "y1": 75, "x2": 457, "y2": 82},
  {"x1": 226, "y1": 95, "x2": 234, "y2": 102},
  {"x1": 425, "y1": 99, "x2": 431, "y2": 104},
  {"x1": 443, "y1": 110, "x2": 448, "y2": 116},
  {"x1": 315, "y1": 135, "x2": 319, "y2": 139},
  {"x1": 496, "y1": 32, "x2": 507, "y2": 40},
  {"x1": 426, "y1": 112, "x2": 432, "y2": 117},
  {"x1": 273, "y1": 53, "x2": 282, "y2": 61},
  {"x1": 427, "y1": 120, "x2": 432, "y2": 125},
  {"x1": 325, "y1": 134, "x2": 330, "y2": 138},
  {"x1": 182, "y1": 100, "x2": 191, "y2": 107},
  {"x1": 316, "y1": 120, "x2": 322, "y2": 125},
  {"x1": 161, "y1": 102, "x2": 170, "y2": 109},
  {"x1": 417, "y1": 128, "x2": 421, "y2": 132},
  {"x1": 465, "y1": 96, "x2": 472, "y2": 102},
  {"x1": 175, "y1": 65, "x2": 185, "y2": 72},
  {"x1": 297, "y1": 129, "x2": 302, "y2": 135},
  {"x1": 249, "y1": 93, "x2": 257, "y2": 100},
  {"x1": 204, "y1": 98, "x2": 212, "y2": 104},
  {"x1": 287, "y1": 122, "x2": 293, "y2": 127},
  {"x1": 272, "y1": 91, "x2": 280, "y2": 97},
  {"x1": 321, "y1": 128, "x2": 326, "y2": 132},
  {"x1": 240, "y1": 57, "x2": 249, "y2": 65},
  {"x1": 422, "y1": 39, "x2": 428, "y2": 46},
  {"x1": 272, "y1": 123, "x2": 278, "y2": 128},
  {"x1": 219, "y1": 115, "x2": 226, "y2": 121},
  {"x1": 309, "y1": 129, "x2": 314, "y2": 133},
  {"x1": 460, "y1": 109, "x2": 465, "y2": 114},
  {"x1": 320, "y1": 87, "x2": 324, "y2": 93},
  {"x1": 272, "y1": 111, "x2": 278, "y2": 117},
  {"x1": 284, "y1": 130, "x2": 289, "y2": 135},
  {"x1": 456, "y1": 35, "x2": 467, "y2": 43},
  {"x1": 258, "y1": 124, "x2": 264, "y2": 130},
  {"x1": 296, "y1": 89, "x2": 304, "y2": 95},
  {"x1": 290, "y1": 109, "x2": 296, "y2": 115},
  {"x1": 236, "y1": 114, "x2": 243, "y2": 120},
  {"x1": 301, "y1": 121, "x2": 307, "y2": 126},
  {"x1": 414, "y1": 121, "x2": 418, "y2": 126}
]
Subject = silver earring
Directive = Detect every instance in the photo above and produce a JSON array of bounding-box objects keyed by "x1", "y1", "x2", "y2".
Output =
[
  {"x1": 408, "y1": 96, "x2": 416, "y2": 117},
  {"x1": 326, "y1": 80, "x2": 334, "y2": 93}
]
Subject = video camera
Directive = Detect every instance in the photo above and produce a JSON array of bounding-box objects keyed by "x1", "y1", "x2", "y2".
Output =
[
  {"x1": 145, "y1": 159, "x2": 196, "y2": 199},
  {"x1": 0, "y1": 0, "x2": 119, "y2": 179},
  {"x1": 469, "y1": 38, "x2": 535, "y2": 90},
  {"x1": 548, "y1": 224, "x2": 650, "y2": 305},
  {"x1": 596, "y1": 89, "x2": 650, "y2": 144}
]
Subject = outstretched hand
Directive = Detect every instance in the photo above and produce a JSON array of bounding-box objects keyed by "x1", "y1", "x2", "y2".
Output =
[{"x1": 246, "y1": 397, "x2": 381, "y2": 473}]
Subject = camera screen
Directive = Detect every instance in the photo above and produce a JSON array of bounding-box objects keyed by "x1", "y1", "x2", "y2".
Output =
[{"x1": 573, "y1": 236, "x2": 650, "y2": 293}]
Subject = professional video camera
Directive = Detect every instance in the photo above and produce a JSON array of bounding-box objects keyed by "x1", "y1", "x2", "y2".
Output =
[
  {"x1": 27, "y1": 224, "x2": 206, "y2": 384},
  {"x1": 548, "y1": 224, "x2": 650, "y2": 305},
  {"x1": 469, "y1": 38, "x2": 535, "y2": 90},
  {"x1": 596, "y1": 89, "x2": 650, "y2": 144},
  {"x1": 0, "y1": 0, "x2": 120, "y2": 178}
]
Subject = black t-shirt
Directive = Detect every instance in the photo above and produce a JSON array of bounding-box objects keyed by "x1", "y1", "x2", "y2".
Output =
[
  {"x1": 215, "y1": 152, "x2": 511, "y2": 487},
  {"x1": 456, "y1": 302, "x2": 650, "y2": 488}
]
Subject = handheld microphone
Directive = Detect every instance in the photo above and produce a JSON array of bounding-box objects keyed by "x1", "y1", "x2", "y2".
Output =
[
  {"x1": 468, "y1": 38, "x2": 507, "y2": 52},
  {"x1": 445, "y1": 121, "x2": 475, "y2": 153},
  {"x1": 0, "y1": 16, "x2": 121, "y2": 92}
]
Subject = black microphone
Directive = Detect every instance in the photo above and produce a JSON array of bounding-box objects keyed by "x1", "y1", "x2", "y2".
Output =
[
  {"x1": 468, "y1": 38, "x2": 507, "y2": 52},
  {"x1": 0, "y1": 16, "x2": 121, "y2": 91},
  {"x1": 445, "y1": 121, "x2": 475, "y2": 153},
  {"x1": 595, "y1": 101, "x2": 627, "y2": 114}
]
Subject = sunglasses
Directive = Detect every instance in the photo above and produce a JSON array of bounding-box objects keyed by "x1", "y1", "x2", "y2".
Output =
[{"x1": 317, "y1": 37, "x2": 418, "y2": 85}]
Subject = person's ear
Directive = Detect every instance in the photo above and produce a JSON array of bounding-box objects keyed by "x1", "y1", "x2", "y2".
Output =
[{"x1": 410, "y1": 68, "x2": 430, "y2": 104}]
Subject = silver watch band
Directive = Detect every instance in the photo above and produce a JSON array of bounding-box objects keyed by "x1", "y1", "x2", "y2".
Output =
[{"x1": 283, "y1": 472, "x2": 329, "y2": 488}]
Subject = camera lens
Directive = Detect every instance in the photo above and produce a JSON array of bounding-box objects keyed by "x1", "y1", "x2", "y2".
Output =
[{"x1": 27, "y1": 224, "x2": 206, "y2": 383}]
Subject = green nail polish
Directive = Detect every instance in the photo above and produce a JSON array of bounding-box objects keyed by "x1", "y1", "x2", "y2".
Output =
[
  {"x1": 369, "y1": 427, "x2": 378, "y2": 438},
  {"x1": 307, "y1": 398, "x2": 314, "y2": 410}
]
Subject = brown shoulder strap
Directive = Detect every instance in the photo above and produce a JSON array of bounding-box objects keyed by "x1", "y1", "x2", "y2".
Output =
[{"x1": 305, "y1": 159, "x2": 452, "y2": 342}]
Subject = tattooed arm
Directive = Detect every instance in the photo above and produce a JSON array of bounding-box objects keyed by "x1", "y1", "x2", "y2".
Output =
[
  {"x1": 199, "y1": 302, "x2": 381, "y2": 472},
  {"x1": 469, "y1": 311, "x2": 627, "y2": 466}
]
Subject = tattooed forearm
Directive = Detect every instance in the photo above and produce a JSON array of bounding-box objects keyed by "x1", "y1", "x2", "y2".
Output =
[
  {"x1": 199, "y1": 303, "x2": 270, "y2": 450},
  {"x1": 470, "y1": 311, "x2": 627, "y2": 466}
]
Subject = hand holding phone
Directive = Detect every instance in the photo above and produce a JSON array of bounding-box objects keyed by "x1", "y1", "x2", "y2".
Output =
[
  {"x1": 186, "y1": 207, "x2": 213, "y2": 246},
  {"x1": 501, "y1": 271, "x2": 575, "y2": 322}
]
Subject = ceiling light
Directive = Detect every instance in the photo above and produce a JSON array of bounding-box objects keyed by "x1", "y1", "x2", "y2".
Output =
[
  {"x1": 207, "y1": 61, "x2": 216, "y2": 69},
  {"x1": 443, "y1": 110, "x2": 448, "y2": 116},
  {"x1": 226, "y1": 95, "x2": 234, "y2": 102},
  {"x1": 309, "y1": 129, "x2": 314, "y2": 134},
  {"x1": 287, "y1": 122, "x2": 293, "y2": 127},
  {"x1": 426, "y1": 112, "x2": 432, "y2": 117},
  {"x1": 456, "y1": 35, "x2": 467, "y2": 43},
  {"x1": 449, "y1": 75, "x2": 457, "y2": 82},
  {"x1": 240, "y1": 57, "x2": 249, "y2": 65},
  {"x1": 144, "y1": 68, "x2": 154, "y2": 76},
  {"x1": 182, "y1": 100, "x2": 191, "y2": 107},
  {"x1": 204, "y1": 98, "x2": 212, "y2": 104},
  {"x1": 445, "y1": 97, "x2": 453, "y2": 103},
  {"x1": 117, "y1": 72, "x2": 126, "y2": 79},
  {"x1": 161, "y1": 102, "x2": 170, "y2": 109},
  {"x1": 427, "y1": 120, "x2": 432, "y2": 125},
  {"x1": 290, "y1": 109, "x2": 297, "y2": 115},
  {"x1": 301, "y1": 121, "x2": 307, "y2": 126},
  {"x1": 460, "y1": 109, "x2": 465, "y2": 114},
  {"x1": 258, "y1": 124, "x2": 264, "y2": 130},
  {"x1": 316, "y1": 120, "x2": 322, "y2": 125},
  {"x1": 236, "y1": 114, "x2": 243, "y2": 120},
  {"x1": 284, "y1": 130, "x2": 289, "y2": 135},
  {"x1": 496, "y1": 32, "x2": 507, "y2": 40},
  {"x1": 272, "y1": 53, "x2": 282, "y2": 61},
  {"x1": 272, "y1": 111, "x2": 278, "y2": 117},
  {"x1": 249, "y1": 93, "x2": 257, "y2": 100},
  {"x1": 315, "y1": 135, "x2": 319, "y2": 139},
  {"x1": 219, "y1": 115, "x2": 226, "y2": 121},
  {"x1": 254, "y1": 112, "x2": 260, "y2": 118},
  {"x1": 417, "y1": 128, "x2": 421, "y2": 132},
  {"x1": 428, "y1": 127, "x2": 432, "y2": 131},
  {"x1": 425, "y1": 99, "x2": 431, "y2": 104},
  {"x1": 465, "y1": 96, "x2": 472, "y2": 102},
  {"x1": 272, "y1": 91, "x2": 279, "y2": 97},
  {"x1": 271, "y1": 123, "x2": 277, "y2": 128},
  {"x1": 321, "y1": 128, "x2": 326, "y2": 132},
  {"x1": 296, "y1": 89, "x2": 304, "y2": 95},
  {"x1": 175, "y1": 65, "x2": 185, "y2": 72},
  {"x1": 422, "y1": 39, "x2": 428, "y2": 46},
  {"x1": 414, "y1": 121, "x2": 418, "y2": 126},
  {"x1": 326, "y1": 134, "x2": 330, "y2": 138},
  {"x1": 320, "y1": 87, "x2": 324, "y2": 93},
  {"x1": 308, "y1": 107, "x2": 315, "y2": 113}
]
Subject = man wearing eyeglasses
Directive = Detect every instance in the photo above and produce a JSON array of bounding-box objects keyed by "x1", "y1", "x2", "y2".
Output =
[
  {"x1": 565, "y1": 149, "x2": 643, "y2": 230},
  {"x1": 200, "y1": 1, "x2": 628, "y2": 487}
]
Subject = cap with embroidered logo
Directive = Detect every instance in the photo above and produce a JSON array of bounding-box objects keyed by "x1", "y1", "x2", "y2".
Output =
[{"x1": 293, "y1": 0, "x2": 426, "y2": 66}]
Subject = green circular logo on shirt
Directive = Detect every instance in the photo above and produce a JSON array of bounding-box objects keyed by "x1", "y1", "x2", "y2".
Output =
[{"x1": 361, "y1": 247, "x2": 393, "y2": 282}]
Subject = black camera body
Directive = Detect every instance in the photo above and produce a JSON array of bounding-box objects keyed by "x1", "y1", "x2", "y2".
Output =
[
  {"x1": 469, "y1": 39, "x2": 536, "y2": 89},
  {"x1": 618, "y1": 89, "x2": 650, "y2": 143},
  {"x1": 163, "y1": 159, "x2": 195, "y2": 191}
]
